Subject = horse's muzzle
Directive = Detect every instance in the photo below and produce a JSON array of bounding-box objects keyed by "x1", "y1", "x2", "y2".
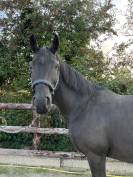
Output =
[{"x1": 33, "y1": 96, "x2": 51, "y2": 114}]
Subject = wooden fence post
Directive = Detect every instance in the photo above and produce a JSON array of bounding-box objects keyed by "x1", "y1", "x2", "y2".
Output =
[{"x1": 31, "y1": 106, "x2": 41, "y2": 150}]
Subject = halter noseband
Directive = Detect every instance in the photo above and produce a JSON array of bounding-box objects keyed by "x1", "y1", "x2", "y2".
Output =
[{"x1": 32, "y1": 78, "x2": 59, "y2": 95}]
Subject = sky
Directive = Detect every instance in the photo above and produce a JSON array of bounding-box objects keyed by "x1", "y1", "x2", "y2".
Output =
[
  {"x1": 113, "y1": 0, "x2": 128, "y2": 10},
  {"x1": 113, "y1": 0, "x2": 128, "y2": 30},
  {"x1": 0, "y1": 11, "x2": 6, "y2": 19},
  {"x1": 102, "y1": 0, "x2": 131, "y2": 55}
]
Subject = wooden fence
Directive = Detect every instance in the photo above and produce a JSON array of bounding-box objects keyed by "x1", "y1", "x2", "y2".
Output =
[{"x1": 0, "y1": 103, "x2": 69, "y2": 152}]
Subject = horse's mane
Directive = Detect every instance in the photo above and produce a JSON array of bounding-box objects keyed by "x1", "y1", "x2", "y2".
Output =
[{"x1": 60, "y1": 62, "x2": 102, "y2": 96}]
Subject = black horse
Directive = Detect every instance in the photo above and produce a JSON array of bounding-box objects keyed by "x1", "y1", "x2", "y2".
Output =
[{"x1": 30, "y1": 34, "x2": 133, "y2": 177}]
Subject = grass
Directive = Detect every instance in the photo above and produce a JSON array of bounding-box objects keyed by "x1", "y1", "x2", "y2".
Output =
[
  {"x1": 0, "y1": 164, "x2": 90, "y2": 177},
  {"x1": 0, "y1": 164, "x2": 133, "y2": 177}
]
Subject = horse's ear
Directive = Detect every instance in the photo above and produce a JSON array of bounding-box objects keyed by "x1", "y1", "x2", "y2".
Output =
[
  {"x1": 30, "y1": 35, "x2": 39, "y2": 52},
  {"x1": 50, "y1": 33, "x2": 59, "y2": 54}
]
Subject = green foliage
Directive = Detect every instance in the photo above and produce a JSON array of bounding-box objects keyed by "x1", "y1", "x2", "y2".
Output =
[
  {"x1": 39, "y1": 135, "x2": 73, "y2": 151},
  {"x1": 72, "y1": 48, "x2": 109, "y2": 82},
  {"x1": 0, "y1": 117, "x2": 7, "y2": 125},
  {"x1": 104, "y1": 68, "x2": 133, "y2": 95},
  {"x1": 1, "y1": 0, "x2": 115, "y2": 85},
  {"x1": 0, "y1": 86, "x2": 33, "y2": 149},
  {"x1": 0, "y1": 133, "x2": 33, "y2": 149}
]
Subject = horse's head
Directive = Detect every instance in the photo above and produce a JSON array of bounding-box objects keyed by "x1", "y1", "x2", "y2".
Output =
[{"x1": 30, "y1": 34, "x2": 60, "y2": 114}]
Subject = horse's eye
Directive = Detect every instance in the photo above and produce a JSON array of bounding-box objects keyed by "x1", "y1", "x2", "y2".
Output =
[
  {"x1": 29, "y1": 66, "x2": 32, "y2": 73},
  {"x1": 29, "y1": 65, "x2": 32, "y2": 76},
  {"x1": 29, "y1": 61, "x2": 32, "y2": 70},
  {"x1": 55, "y1": 64, "x2": 59, "y2": 70}
]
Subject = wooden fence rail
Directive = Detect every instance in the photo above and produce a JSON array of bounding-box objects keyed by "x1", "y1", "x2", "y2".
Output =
[
  {"x1": 0, "y1": 126, "x2": 69, "y2": 135},
  {"x1": 0, "y1": 148, "x2": 84, "y2": 159},
  {"x1": 0, "y1": 103, "x2": 33, "y2": 110},
  {"x1": 0, "y1": 103, "x2": 57, "y2": 110}
]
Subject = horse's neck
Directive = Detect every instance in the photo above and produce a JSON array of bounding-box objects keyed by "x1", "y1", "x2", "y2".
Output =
[
  {"x1": 53, "y1": 78, "x2": 81, "y2": 116},
  {"x1": 53, "y1": 62, "x2": 92, "y2": 117}
]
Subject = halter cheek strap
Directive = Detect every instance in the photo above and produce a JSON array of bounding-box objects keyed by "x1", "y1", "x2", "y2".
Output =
[{"x1": 32, "y1": 58, "x2": 60, "y2": 95}]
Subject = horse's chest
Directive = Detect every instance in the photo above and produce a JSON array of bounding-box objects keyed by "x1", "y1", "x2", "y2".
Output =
[
  {"x1": 69, "y1": 114, "x2": 109, "y2": 155},
  {"x1": 69, "y1": 119, "x2": 90, "y2": 153}
]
